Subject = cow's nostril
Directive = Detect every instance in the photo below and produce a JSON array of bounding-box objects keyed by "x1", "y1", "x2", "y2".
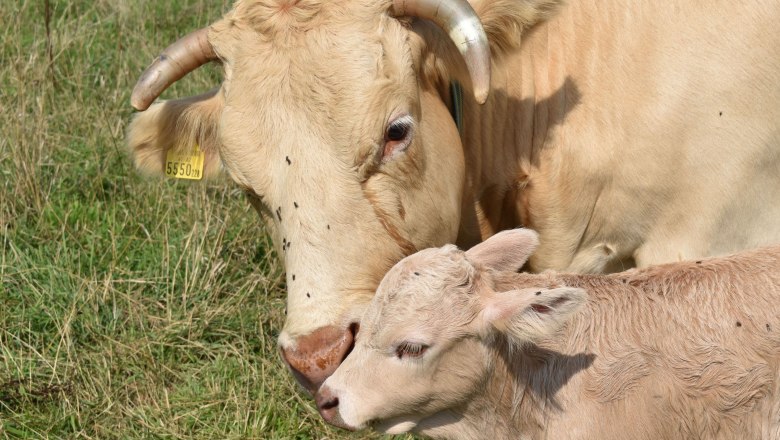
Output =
[
  {"x1": 348, "y1": 322, "x2": 360, "y2": 338},
  {"x1": 280, "y1": 325, "x2": 356, "y2": 394},
  {"x1": 341, "y1": 322, "x2": 360, "y2": 361}
]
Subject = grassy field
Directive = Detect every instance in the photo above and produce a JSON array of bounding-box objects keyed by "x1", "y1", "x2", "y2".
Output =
[{"x1": 0, "y1": 1, "x2": 409, "y2": 438}]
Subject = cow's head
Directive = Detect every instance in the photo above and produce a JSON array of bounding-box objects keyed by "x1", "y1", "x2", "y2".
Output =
[
  {"x1": 127, "y1": 0, "x2": 559, "y2": 392},
  {"x1": 316, "y1": 229, "x2": 586, "y2": 434}
]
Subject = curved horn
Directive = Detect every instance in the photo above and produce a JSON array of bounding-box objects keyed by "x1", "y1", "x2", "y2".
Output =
[
  {"x1": 131, "y1": 28, "x2": 218, "y2": 111},
  {"x1": 392, "y1": 0, "x2": 491, "y2": 104}
]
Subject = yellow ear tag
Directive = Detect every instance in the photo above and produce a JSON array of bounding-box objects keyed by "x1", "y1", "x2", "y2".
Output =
[{"x1": 165, "y1": 144, "x2": 205, "y2": 180}]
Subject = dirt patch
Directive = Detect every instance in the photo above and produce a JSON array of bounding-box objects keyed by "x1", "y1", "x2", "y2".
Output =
[{"x1": 0, "y1": 378, "x2": 73, "y2": 407}]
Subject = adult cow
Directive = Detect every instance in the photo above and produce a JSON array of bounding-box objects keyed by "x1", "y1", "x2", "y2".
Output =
[{"x1": 126, "y1": 0, "x2": 780, "y2": 392}]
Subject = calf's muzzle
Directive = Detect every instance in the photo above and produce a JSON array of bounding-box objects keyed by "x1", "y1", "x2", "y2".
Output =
[{"x1": 315, "y1": 385, "x2": 353, "y2": 431}]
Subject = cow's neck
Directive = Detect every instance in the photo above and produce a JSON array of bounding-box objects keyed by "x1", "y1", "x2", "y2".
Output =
[
  {"x1": 457, "y1": 1, "x2": 643, "y2": 273},
  {"x1": 457, "y1": 15, "x2": 570, "y2": 247}
]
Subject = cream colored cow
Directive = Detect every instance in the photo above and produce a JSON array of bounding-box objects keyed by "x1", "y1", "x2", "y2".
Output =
[
  {"x1": 319, "y1": 229, "x2": 780, "y2": 439},
  {"x1": 127, "y1": 0, "x2": 780, "y2": 391}
]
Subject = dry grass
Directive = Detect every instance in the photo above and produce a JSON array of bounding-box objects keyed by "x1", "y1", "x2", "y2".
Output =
[{"x1": 0, "y1": 1, "x2": 408, "y2": 438}]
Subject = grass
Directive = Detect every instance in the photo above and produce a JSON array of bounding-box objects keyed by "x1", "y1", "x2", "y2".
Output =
[{"x1": 0, "y1": 1, "x2": 410, "y2": 438}]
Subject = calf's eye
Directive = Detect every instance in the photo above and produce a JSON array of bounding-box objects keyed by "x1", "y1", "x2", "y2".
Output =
[{"x1": 395, "y1": 342, "x2": 429, "y2": 360}]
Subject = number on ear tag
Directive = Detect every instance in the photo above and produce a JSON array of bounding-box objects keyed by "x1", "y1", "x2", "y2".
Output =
[{"x1": 165, "y1": 145, "x2": 205, "y2": 180}]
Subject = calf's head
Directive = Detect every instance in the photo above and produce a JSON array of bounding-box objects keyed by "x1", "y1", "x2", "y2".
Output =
[
  {"x1": 127, "y1": 0, "x2": 563, "y2": 392},
  {"x1": 317, "y1": 229, "x2": 586, "y2": 434}
]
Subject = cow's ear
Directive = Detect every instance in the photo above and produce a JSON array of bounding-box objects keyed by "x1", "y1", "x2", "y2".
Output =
[
  {"x1": 127, "y1": 88, "x2": 223, "y2": 179},
  {"x1": 480, "y1": 287, "x2": 586, "y2": 342},
  {"x1": 465, "y1": 228, "x2": 539, "y2": 272},
  {"x1": 474, "y1": 0, "x2": 565, "y2": 60},
  {"x1": 410, "y1": 0, "x2": 565, "y2": 105}
]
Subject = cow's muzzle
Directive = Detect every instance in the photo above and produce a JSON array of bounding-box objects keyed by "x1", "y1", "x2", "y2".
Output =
[{"x1": 280, "y1": 323, "x2": 358, "y2": 394}]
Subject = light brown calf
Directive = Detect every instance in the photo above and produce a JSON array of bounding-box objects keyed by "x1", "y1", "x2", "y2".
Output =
[{"x1": 319, "y1": 229, "x2": 780, "y2": 439}]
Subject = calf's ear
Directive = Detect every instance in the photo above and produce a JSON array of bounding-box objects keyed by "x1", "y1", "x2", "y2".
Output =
[
  {"x1": 465, "y1": 228, "x2": 539, "y2": 272},
  {"x1": 127, "y1": 89, "x2": 223, "y2": 178},
  {"x1": 480, "y1": 287, "x2": 586, "y2": 342}
]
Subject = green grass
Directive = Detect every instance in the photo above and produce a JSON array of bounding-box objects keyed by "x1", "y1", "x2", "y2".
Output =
[{"x1": 0, "y1": 1, "x2": 409, "y2": 438}]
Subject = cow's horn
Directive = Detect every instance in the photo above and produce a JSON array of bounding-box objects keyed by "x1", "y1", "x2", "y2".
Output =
[
  {"x1": 392, "y1": 0, "x2": 491, "y2": 104},
  {"x1": 131, "y1": 28, "x2": 217, "y2": 111}
]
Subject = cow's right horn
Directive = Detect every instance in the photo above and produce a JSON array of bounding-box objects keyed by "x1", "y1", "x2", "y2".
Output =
[
  {"x1": 392, "y1": 0, "x2": 491, "y2": 104},
  {"x1": 131, "y1": 27, "x2": 218, "y2": 111}
]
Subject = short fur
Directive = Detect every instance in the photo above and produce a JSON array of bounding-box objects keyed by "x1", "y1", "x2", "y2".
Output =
[
  {"x1": 474, "y1": 0, "x2": 565, "y2": 57},
  {"x1": 322, "y1": 230, "x2": 780, "y2": 439},
  {"x1": 126, "y1": 0, "x2": 780, "y2": 385}
]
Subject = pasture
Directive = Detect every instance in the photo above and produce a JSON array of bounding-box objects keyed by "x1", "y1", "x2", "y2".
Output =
[{"x1": 0, "y1": 1, "x2": 407, "y2": 438}]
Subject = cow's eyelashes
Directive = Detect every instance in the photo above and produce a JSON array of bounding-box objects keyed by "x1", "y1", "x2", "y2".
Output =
[
  {"x1": 395, "y1": 341, "x2": 429, "y2": 360},
  {"x1": 386, "y1": 120, "x2": 410, "y2": 141},
  {"x1": 382, "y1": 115, "x2": 414, "y2": 161}
]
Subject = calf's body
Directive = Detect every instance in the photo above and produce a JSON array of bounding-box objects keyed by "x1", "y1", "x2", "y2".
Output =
[
  {"x1": 319, "y1": 230, "x2": 780, "y2": 439},
  {"x1": 480, "y1": 252, "x2": 780, "y2": 439}
]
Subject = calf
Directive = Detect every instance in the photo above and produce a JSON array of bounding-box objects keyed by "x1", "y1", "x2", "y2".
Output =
[{"x1": 317, "y1": 229, "x2": 780, "y2": 439}]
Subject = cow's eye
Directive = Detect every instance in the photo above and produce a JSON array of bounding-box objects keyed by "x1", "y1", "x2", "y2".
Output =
[
  {"x1": 387, "y1": 121, "x2": 410, "y2": 141},
  {"x1": 395, "y1": 342, "x2": 429, "y2": 360},
  {"x1": 382, "y1": 115, "x2": 414, "y2": 161}
]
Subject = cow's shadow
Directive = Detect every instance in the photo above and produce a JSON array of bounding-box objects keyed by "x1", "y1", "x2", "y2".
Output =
[
  {"x1": 507, "y1": 345, "x2": 596, "y2": 411},
  {"x1": 454, "y1": 77, "x2": 583, "y2": 246}
]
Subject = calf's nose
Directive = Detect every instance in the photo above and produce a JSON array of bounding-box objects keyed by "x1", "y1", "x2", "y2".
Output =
[
  {"x1": 280, "y1": 323, "x2": 357, "y2": 394},
  {"x1": 316, "y1": 385, "x2": 352, "y2": 430}
]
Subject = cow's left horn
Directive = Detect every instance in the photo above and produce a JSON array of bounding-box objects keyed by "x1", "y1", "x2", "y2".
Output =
[
  {"x1": 131, "y1": 28, "x2": 218, "y2": 111},
  {"x1": 392, "y1": 0, "x2": 491, "y2": 104}
]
